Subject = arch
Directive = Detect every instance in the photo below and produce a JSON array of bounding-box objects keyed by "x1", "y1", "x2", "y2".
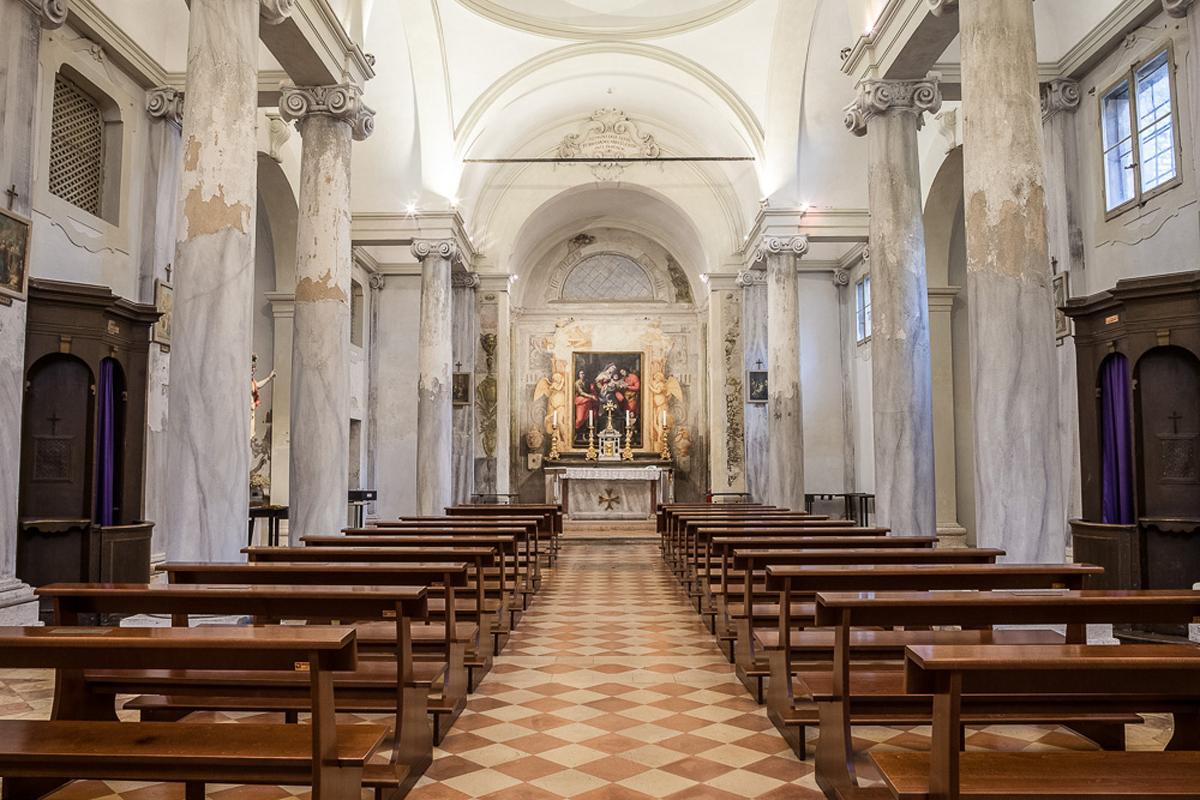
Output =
[
  {"x1": 451, "y1": 0, "x2": 757, "y2": 40},
  {"x1": 256, "y1": 154, "x2": 299, "y2": 293},
  {"x1": 508, "y1": 183, "x2": 710, "y2": 307},
  {"x1": 923, "y1": 146, "x2": 964, "y2": 288},
  {"x1": 561, "y1": 253, "x2": 656, "y2": 302}
]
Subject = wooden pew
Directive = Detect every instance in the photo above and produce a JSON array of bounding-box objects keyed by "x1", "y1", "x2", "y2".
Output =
[
  {"x1": 0, "y1": 625, "x2": 385, "y2": 800},
  {"x1": 656, "y1": 504, "x2": 774, "y2": 562},
  {"x1": 874, "y1": 643, "x2": 1200, "y2": 800},
  {"x1": 160, "y1": 562, "x2": 471, "y2": 743},
  {"x1": 305, "y1": 533, "x2": 526, "y2": 630},
  {"x1": 245, "y1": 545, "x2": 498, "y2": 690},
  {"x1": 725, "y1": 548, "x2": 1004, "y2": 701},
  {"x1": 761, "y1": 563, "x2": 1104, "y2": 766},
  {"x1": 36, "y1": 582, "x2": 432, "y2": 797},
  {"x1": 370, "y1": 518, "x2": 545, "y2": 585},
  {"x1": 447, "y1": 504, "x2": 562, "y2": 564},
  {"x1": 343, "y1": 526, "x2": 539, "y2": 602}
]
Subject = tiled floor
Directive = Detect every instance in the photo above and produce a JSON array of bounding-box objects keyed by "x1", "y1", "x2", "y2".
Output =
[{"x1": 0, "y1": 538, "x2": 1174, "y2": 799}]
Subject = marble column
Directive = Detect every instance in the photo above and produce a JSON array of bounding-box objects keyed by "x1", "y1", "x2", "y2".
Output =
[
  {"x1": 738, "y1": 269, "x2": 768, "y2": 504},
  {"x1": 957, "y1": 0, "x2": 1064, "y2": 562},
  {"x1": 166, "y1": 0, "x2": 273, "y2": 561},
  {"x1": 413, "y1": 240, "x2": 456, "y2": 516},
  {"x1": 0, "y1": 0, "x2": 61, "y2": 623},
  {"x1": 845, "y1": 78, "x2": 940, "y2": 536},
  {"x1": 759, "y1": 236, "x2": 808, "y2": 511},
  {"x1": 278, "y1": 83, "x2": 374, "y2": 538},
  {"x1": 451, "y1": 271, "x2": 478, "y2": 505},
  {"x1": 707, "y1": 278, "x2": 746, "y2": 495}
]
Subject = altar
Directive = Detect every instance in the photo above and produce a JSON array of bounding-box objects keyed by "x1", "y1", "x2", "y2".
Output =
[{"x1": 544, "y1": 465, "x2": 674, "y2": 521}]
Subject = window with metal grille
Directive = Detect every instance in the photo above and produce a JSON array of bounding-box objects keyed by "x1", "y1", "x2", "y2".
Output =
[
  {"x1": 562, "y1": 253, "x2": 654, "y2": 301},
  {"x1": 50, "y1": 75, "x2": 104, "y2": 217}
]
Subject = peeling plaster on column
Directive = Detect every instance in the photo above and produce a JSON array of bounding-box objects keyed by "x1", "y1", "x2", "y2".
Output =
[
  {"x1": 414, "y1": 241, "x2": 456, "y2": 515},
  {"x1": 165, "y1": 0, "x2": 261, "y2": 561},
  {"x1": 960, "y1": 0, "x2": 1064, "y2": 563}
]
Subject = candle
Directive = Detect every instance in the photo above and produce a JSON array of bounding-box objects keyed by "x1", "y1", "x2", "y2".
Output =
[
  {"x1": 626, "y1": 410, "x2": 631, "y2": 426},
  {"x1": 589, "y1": 410, "x2": 593, "y2": 426},
  {"x1": 552, "y1": 410, "x2": 557, "y2": 427},
  {"x1": 662, "y1": 410, "x2": 667, "y2": 427}
]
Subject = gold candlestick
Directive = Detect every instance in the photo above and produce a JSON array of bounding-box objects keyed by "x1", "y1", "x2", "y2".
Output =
[
  {"x1": 586, "y1": 423, "x2": 598, "y2": 461},
  {"x1": 622, "y1": 425, "x2": 634, "y2": 461},
  {"x1": 547, "y1": 432, "x2": 561, "y2": 461},
  {"x1": 659, "y1": 421, "x2": 671, "y2": 461}
]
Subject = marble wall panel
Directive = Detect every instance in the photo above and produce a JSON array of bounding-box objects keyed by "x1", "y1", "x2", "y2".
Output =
[
  {"x1": 743, "y1": 282, "x2": 768, "y2": 504},
  {"x1": 369, "y1": 276, "x2": 422, "y2": 518}
]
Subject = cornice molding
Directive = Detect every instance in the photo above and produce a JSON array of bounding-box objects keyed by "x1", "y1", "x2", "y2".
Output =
[
  {"x1": 844, "y1": 76, "x2": 942, "y2": 137},
  {"x1": 280, "y1": 83, "x2": 375, "y2": 140}
]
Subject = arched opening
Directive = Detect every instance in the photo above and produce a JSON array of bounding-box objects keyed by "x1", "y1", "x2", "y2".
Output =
[{"x1": 19, "y1": 354, "x2": 95, "y2": 520}]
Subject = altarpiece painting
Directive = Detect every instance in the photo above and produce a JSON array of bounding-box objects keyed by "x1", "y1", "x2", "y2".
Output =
[{"x1": 571, "y1": 352, "x2": 643, "y2": 449}]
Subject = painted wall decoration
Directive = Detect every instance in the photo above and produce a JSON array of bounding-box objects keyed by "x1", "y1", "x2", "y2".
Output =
[
  {"x1": 0, "y1": 207, "x2": 31, "y2": 303},
  {"x1": 571, "y1": 351, "x2": 644, "y2": 448}
]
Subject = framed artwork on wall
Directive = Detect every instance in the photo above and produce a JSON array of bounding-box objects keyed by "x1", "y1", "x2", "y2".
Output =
[
  {"x1": 747, "y1": 370, "x2": 768, "y2": 403},
  {"x1": 452, "y1": 372, "x2": 472, "y2": 405},
  {"x1": 0, "y1": 206, "x2": 32, "y2": 304},
  {"x1": 571, "y1": 351, "x2": 644, "y2": 449},
  {"x1": 153, "y1": 279, "x2": 173, "y2": 346},
  {"x1": 1052, "y1": 271, "x2": 1070, "y2": 340}
]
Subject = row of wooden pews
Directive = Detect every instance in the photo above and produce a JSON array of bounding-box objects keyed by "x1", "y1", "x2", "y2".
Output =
[
  {"x1": 658, "y1": 501, "x2": 1200, "y2": 800},
  {"x1": 0, "y1": 502, "x2": 561, "y2": 800}
]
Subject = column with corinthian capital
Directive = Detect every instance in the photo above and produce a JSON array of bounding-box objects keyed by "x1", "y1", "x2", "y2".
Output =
[
  {"x1": 845, "y1": 77, "x2": 940, "y2": 536},
  {"x1": 760, "y1": 236, "x2": 808, "y2": 511},
  {"x1": 166, "y1": 0, "x2": 286, "y2": 561},
  {"x1": 279, "y1": 83, "x2": 375, "y2": 536},
  {"x1": 957, "y1": 0, "x2": 1064, "y2": 562},
  {"x1": 413, "y1": 240, "x2": 456, "y2": 515}
]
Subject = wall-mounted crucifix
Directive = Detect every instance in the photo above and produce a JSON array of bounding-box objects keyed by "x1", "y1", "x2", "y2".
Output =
[{"x1": 5, "y1": 185, "x2": 18, "y2": 211}]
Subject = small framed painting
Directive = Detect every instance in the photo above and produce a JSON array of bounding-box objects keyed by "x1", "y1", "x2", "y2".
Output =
[
  {"x1": 153, "y1": 279, "x2": 173, "y2": 347},
  {"x1": 1052, "y1": 271, "x2": 1069, "y2": 339},
  {"x1": 747, "y1": 370, "x2": 768, "y2": 403},
  {"x1": 0, "y1": 206, "x2": 32, "y2": 304},
  {"x1": 452, "y1": 372, "x2": 471, "y2": 405}
]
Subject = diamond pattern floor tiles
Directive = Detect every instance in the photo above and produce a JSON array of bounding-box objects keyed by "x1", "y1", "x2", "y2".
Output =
[{"x1": 0, "y1": 538, "x2": 1175, "y2": 799}]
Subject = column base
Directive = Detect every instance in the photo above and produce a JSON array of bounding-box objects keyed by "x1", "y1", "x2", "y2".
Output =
[
  {"x1": 0, "y1": 578, "x2": 40, "y2": 625},
  {"x1": 935, "y1": 523, "x2": 968, "y2": 549}
]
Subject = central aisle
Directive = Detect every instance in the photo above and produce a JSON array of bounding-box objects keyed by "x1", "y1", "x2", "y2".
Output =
[{"x1": 409, "y1": 542, "x2": 822, "y2": 799}]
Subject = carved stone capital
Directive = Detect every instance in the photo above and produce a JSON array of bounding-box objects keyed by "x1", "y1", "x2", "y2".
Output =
[
  {"x1": 833, "y1": 270, "x2": 851, "y2": 287},
  {"x1": 451, "y1": 271, "x2": 480, "y2": 288},
  {"x1": 753, "y1": 235, "x2": 809, "y2": 264},
  {"x1": 1164, "y1": 0, "x2": 1197, "y2": 18},
  {"x1": 736, "y1": 269, "x2": 766, "y2": 288},
  {"x1": 22, "y1": 0, "x2": 68, "y2": 29},
  {"x1": 845, "y1": 77, "x2": 942, "y2": 137},
  {"x1": 1041, "y1": 79, "x2": 1080, "y2": 119},
  {"x1": 368, "y1": 274, "x2": 386, "y2": 291},
  {"x1": 146, "y1": 87, "x2": 184, "y2": 128},
  {"x1": 260, "y1": 0, "x2": 295, "y2": 25},
  {"x1": 928, "y1": 0, "x2": 958, "y2": 17},
  {"x1": 411, "y1": 239, "x2": 460, "y2": 264},
  {"x1": 280, "y1": 83, "x2": 376, "y2": 141}
]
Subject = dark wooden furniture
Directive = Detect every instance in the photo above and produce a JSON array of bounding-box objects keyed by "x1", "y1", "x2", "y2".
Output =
[
  {"x1": 0, "y1": 625, "x2": 383, "y2": 800},
  {"x1": 248, "y1": 505, "x2": 288, "y2": 546},
  {"x1": 873, "y1": 643, "x2": 1200, "y2": 799},
  {"x1": 1064, "y1": 271, "x2": 1200, "y2": 611},
  {"x1": 805, "y1": 492, "x2": 875, "y2": 525}
]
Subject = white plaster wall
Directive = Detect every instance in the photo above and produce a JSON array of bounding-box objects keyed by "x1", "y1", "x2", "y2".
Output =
[
  {"x1": 848, "y1": 259, "x2": 875, "y2": 494},
  {"x1": 371, "y1": 275, "x2": 422, "y2": 518}
]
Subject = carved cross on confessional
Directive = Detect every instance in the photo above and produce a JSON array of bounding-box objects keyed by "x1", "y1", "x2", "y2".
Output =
[
  {"x1": 46, "y1": 412, "x2": 62, "y2": 435},
  {"x1": 1168, "y1": 411, "x2": 1183, "y2": 434},
  {"x1": 5, "y1": 185, "x2": 17, "y2": 211},
  {"x1": 455, "y1": 361, "x2": 462, "y2": 371}
]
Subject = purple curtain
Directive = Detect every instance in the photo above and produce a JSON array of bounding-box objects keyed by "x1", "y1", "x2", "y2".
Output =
[
  {"x1": 95, "y1": 358, "x2": 116, "y2": 527},
  {"x1": 1099, "y1": 353, "x2": 1134, "y2": 525}
]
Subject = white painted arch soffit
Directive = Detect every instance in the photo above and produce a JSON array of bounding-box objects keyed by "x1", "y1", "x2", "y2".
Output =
[{"x1": 452, "y1": 0, "x2": 757, "y2": 40}]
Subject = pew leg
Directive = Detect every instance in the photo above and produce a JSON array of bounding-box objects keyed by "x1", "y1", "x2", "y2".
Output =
[
  {"x1": 184, "y1": 781, "x2": 205, "y2": 800},
  {"x1": 733, "y1": 618, "x2": 765, "y2": 703},
  {"x1": 1067, "y1": 721, "x2": 1126, "y2": 751},
  {"x1": 765, "y1": 650, "x2": 806, "y2": 761}
]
